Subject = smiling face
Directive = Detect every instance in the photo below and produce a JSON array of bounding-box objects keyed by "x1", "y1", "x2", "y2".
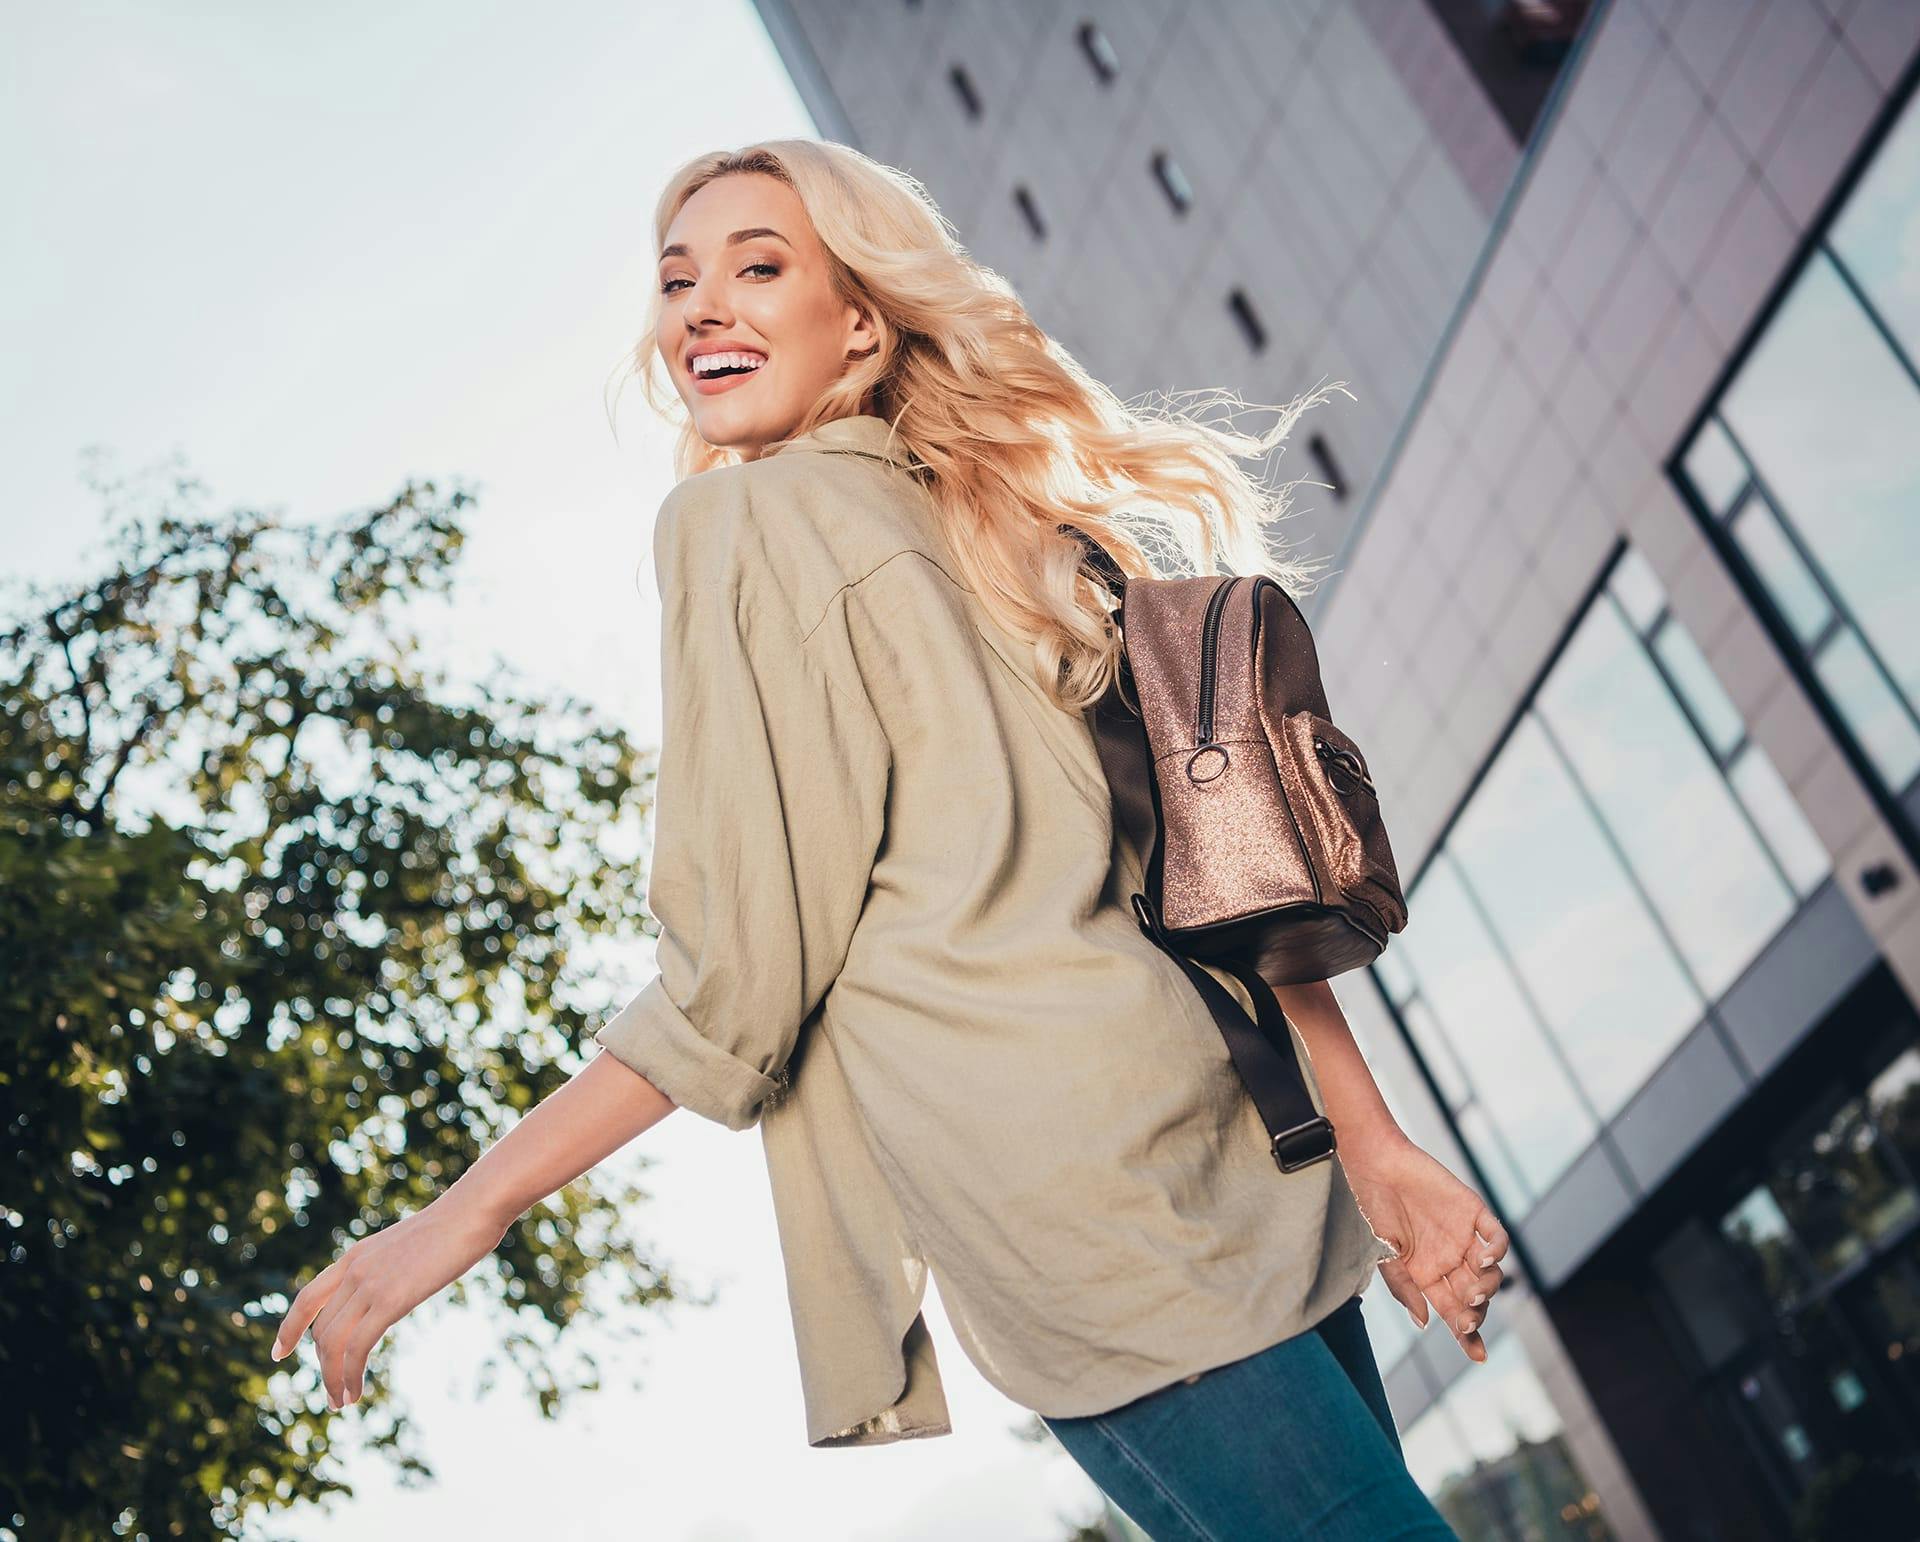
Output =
[{"x1": 655, "y1": 172, "x2": 879, "y2": 460}]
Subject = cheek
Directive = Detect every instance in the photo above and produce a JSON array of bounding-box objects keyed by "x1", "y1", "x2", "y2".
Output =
[{"x1": 759, "y1": 294, "x2": 845, "y2": 381}]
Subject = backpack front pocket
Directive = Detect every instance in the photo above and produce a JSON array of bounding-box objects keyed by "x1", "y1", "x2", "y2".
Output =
[{"x1": 1277, "y1": 709, "x2": 1407, "y2": 935}]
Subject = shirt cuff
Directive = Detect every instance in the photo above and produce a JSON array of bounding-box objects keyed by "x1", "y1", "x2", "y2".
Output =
[{"x1": 593, "y1": 975, "x2": 782, "y2": 1131}]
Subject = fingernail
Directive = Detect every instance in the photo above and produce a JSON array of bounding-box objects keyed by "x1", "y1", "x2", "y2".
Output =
[
  {"x1": 1469, "y1": 1292, "x2": 1485, "y2": 1306},
  {"x1": 1480, "y1": 1255, "x2": 1495, "y2": 1268}
]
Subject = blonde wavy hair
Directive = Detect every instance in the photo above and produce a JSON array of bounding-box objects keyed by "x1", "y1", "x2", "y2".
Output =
[{"x1": 618, "y1": 137, "x2": 1351, "y2": 717}]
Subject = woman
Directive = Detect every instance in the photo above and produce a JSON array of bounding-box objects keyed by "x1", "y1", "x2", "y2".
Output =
[{"x1": 270, "y1": 139, "x2": 1507, "y2": 1539}]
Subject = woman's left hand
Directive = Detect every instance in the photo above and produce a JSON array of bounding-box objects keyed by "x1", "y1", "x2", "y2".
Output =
[{"x1": 1341, "y1": 1131, "x2": 1510, "y2": 1362}]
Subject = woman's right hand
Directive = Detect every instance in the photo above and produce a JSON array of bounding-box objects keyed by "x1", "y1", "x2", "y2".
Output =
[
  {"x1": 269, "y1": 1194, "x2": 510, "y2": 1409},
  {"x1": 267, "y1": 1050, "x2": 677, "y2": 1409}
]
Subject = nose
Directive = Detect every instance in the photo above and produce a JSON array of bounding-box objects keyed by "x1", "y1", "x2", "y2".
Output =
[{"x1": 682, "y1": 273, "x2": 731, "y2": 336}]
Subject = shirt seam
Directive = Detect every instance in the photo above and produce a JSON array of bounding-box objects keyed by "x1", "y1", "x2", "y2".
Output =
[{"x1": 797, "y1": 548, "x2": 970, "y2": 649}]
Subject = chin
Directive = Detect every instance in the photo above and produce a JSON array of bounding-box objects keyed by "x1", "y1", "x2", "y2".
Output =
[{"x1": 694, "y1": 406, "x2": 794, "y2": 454}]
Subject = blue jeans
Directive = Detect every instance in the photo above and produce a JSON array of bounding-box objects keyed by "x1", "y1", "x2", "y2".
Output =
[{"x1": 1041, "y1": 1297, "x2": 1452, "y2": 1541}]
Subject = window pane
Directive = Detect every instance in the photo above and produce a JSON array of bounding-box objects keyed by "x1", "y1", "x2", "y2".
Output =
[
  {"x1": 1868, "y1": 1046, "x2": 1920, "y2": 1180},
  {"x1": 1434, "y1": 1335, "x2": 1620, "y2": 1539},
  {"x1": 1402, "y1": 1401, "x2": 1476, "y2": 1513},
  {"x1": 1402, "y1": 992, "x2": 1471, "y2": 1112},
  {"x1": 1359, "y1": 1272, "x2": 1421, "y2": 1368},
  {"x1": 1652, "y1": 613, "x2": 1746, "y2": 759},
  {"x1": 1448, "y1": 716, "x2": 1703, "y2": 1118},
  {"x1": 1768, "y1": 1094, "x2": 1920, "y2": 1278},
  {"x1": 1729, "y1": 493, "x2": 1834, "y2": 646},
  {"x1": 1400, "y1": 851, "x2": 1597, "y2": 1199},
  {"x1": 1684, "y1": 416, "x2": 1751, "y2": 518},
  {"x1": 1723, "y1": 253, "x2": 1920, "y2": 716},
  {"x1": 1812, "y1": 626, "x2": 1920, "y2": 791},
  {"x1": 1726, "y1": 745, "x2": 1831, "y2": 898},
  {"x1": 1829, "y1": 88, "x2": 1920, "y2": 367},
  {"x1": 1538, "y1": 601, "x2": 1795, "y2": 1002},
  {"x1": 1607, "y1": 544, "x2": 1666, "y2": 634},
  {"x1": 1720, "y1": 1185, "x2": 1811, "y2": 1314},
  {"x1": 1371, "y1": 944, "x2": 1418, "y2": 1008},
  {"x1": 1458, "y1": 1102, "x2": 1534, "y2": 1216}
]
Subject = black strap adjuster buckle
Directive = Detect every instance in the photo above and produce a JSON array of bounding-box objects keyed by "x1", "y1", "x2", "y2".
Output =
[
  {"x1": 1131, "y1": 891, "x2": 1165, "y2": 946},
  {"x1": 1271, "y1": 1116, "x2": 1337, "y2": 1173}
]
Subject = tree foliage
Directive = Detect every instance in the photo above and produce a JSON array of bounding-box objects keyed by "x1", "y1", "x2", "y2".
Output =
[{"x1": 0, "y1": 466, "x2": 680, "y2": 1538}]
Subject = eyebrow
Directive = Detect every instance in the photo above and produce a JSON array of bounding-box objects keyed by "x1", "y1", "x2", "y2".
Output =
[{"x1": 658, "y1": 227, "x2": 794, "y2": 263}]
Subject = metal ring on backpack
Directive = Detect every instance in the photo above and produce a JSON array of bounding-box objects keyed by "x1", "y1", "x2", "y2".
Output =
[{"x1": 1186, "y1": 744, "x2": 1230, "y2": 783}]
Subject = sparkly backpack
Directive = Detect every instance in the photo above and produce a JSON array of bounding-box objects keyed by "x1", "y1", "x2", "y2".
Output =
[{"x1": 1063, "y1": 525, "x2": 1408, "y2": 1172}]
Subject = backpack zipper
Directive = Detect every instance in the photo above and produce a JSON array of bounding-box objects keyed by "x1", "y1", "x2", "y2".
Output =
[
  {"x1": 1193, "y1": 573, "x2": 1323, "y2": 907},
  {"x1": 1195, "y1": 576, "x2": 1241, "y2": 744}
]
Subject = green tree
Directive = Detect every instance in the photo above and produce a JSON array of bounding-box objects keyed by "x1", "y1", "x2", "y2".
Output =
[{"x1": 0, "y1": 463, "x2": 681, "y2": 1539}]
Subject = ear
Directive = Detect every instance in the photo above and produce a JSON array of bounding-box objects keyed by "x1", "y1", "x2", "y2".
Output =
[{"x1": 843, "y1": 300, "x2": 880, "y2": 361}]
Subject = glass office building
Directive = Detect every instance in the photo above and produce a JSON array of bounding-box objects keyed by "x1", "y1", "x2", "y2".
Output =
[{"x1": 755, "y1": 1, "x2": 1920, "y2": 1535}]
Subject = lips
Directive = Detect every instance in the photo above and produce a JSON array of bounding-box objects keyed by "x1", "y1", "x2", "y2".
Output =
[
  {"x1": 686, "y1": 342, "x2": 769, "y2": 375},
  {"x1": 688, "y1": 347, "x2": 768, "y2": 395}
]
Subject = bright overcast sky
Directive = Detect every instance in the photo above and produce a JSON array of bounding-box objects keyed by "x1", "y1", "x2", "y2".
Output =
[{"x1": 1, "y1": 3, "x2": 1106, "y2": 1537}]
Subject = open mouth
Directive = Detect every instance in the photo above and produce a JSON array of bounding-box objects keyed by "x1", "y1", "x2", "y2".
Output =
[{"x1": 690, "y1": 351, "x2": 768, "y2": 383}]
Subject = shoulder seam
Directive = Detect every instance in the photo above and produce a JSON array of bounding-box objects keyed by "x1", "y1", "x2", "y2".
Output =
[{"x1": 798, "y1": 548, "x2": 970, "y2": 647}]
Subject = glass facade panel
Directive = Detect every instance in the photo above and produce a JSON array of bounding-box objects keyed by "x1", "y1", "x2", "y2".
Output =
[
  {"x1": 1683, "y1": 93, "x2": 1920, "y2": 813},
  {"x1": 1869, "y1": 1047, "x2": 1920, "y2": 1178},
  {"x1": 1725, "y1": 746, "x2": 1832, "y2": 899},
  {"x1": 1374, "y1": 543, "x2": 1826, "y2": 1214},
  {"x1": 1403, "y1": 1334, "x2": 1616, "y2": 1540},
  {"x1": 1537, "y1": 599, "x2": 1795, "y2": 1000},
  {"x1": 1403, "y1": 992, "x2": 1471, "y2": 1112},
  {"x1": 1812, "y1": 626, "x2": 1920, "y2": 790},
  {"x1": 1723, "y1": 254, "x2": 1920, "y2": 716},
  {"x1": 1605, "y1": 544, "x2": 1665, "y2": 633},
  {"x1": 1681, "y1": 416, "x2": 1749, "y2": 518},
  {"x1": 1829, "y1": 82, "x2": 1920, "y2": 366},
  {"x1": 1359, "y1": 1271, "x2": 1421, "y2": 1366},
  {"x1": 1449, "y1": 717, "x2": 1702, "y2": 1118},
  {"x1": 1659, "y1": 1030, "x2": 1920, "y2": 1523},
  {"x1": 1458, "y1": 1102, "x2": 1534, "y2": 1219},
  {"x1": 1727, "y1": 493, "x2": 1832, "y2": 646},
  {"x1": 1397, "y1": 850, "x2": 1597, "y2": 1197},
  {"x1": 1372, "y1": 943, "x2": 1418, "y2": 1009},
  {"x1": 1652, "y1": 614, "x2": 1746, "y2": 760}
]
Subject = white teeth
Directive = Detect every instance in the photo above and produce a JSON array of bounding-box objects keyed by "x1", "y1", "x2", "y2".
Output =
[{"x1": 692, "y1": 351, "x2": 767, "y2": 376}]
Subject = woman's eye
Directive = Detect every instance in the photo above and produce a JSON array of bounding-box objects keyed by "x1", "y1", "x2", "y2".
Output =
[{"x1": 660, "y1": 261, "x2": 778, "y2": 297}]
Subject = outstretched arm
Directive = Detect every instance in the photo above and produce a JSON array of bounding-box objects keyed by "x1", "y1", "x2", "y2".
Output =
[
  {"x1": 269, "y1": 1052, "x2": 675, "y2": 1409},
  {"x1": 1266, "y1": 976, "x2": 1510, "y2": 1364}
]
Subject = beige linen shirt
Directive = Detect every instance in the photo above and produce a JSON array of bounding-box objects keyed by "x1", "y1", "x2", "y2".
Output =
[{"x1": 595, "y1": 412, "x2": 1388, "y2": 1447}]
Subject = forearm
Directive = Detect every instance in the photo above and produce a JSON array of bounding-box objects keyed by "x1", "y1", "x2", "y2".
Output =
[
  {"x1": 443, "y1": 1048, "x2": 678, "y2": 1231},
  {"x1": 1264, "y1": 976, "x2": 1408, "y2": 1153}
]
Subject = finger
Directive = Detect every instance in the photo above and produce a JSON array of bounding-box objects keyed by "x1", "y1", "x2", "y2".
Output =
[
  {"x1": 1425, "y1": 1275, "x2": 1485, "y2": 1361},
  {"x1": 320, "y1": 1295, "x2": 374, "y2": 1410},
  {"x1": 272, "y1": 1254, "x2": 350, "y2": 1361},
  {"x1": 309, "y1": 1269, "x2": 360, "y2": 1349},
  {"x1": 1474, "y1": 1208, "x2": 1511, "y2": 1269},
  {"x1": 342, "y1": 1300, "x2": 393, "y2": 1404},
  {"x1": 1378, "y1": 1258, "x2": 1429, "y2": 1329},
  {"x1": 1447, "y1": 1258, "x2": 1505, "y2": 1308}
]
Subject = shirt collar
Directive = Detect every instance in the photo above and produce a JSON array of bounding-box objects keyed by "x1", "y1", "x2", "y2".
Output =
[{"x1": 775, "y1": 413, "x2": 921, "y2": 472}]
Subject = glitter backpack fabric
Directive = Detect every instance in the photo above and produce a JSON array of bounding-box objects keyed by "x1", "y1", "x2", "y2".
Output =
[{"x1": 1064, "y1": 525, "x2": 1408, "y2": 1171}]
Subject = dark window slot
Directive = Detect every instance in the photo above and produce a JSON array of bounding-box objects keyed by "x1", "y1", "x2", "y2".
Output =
[{"x1": 1227, "y1": 288, "x2": 1267, "y2": 353}]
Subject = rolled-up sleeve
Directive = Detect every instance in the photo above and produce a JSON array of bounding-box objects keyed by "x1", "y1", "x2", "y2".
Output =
[{"x1": 595, "y1": 472, "x2": 891, "y2": 1130}]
